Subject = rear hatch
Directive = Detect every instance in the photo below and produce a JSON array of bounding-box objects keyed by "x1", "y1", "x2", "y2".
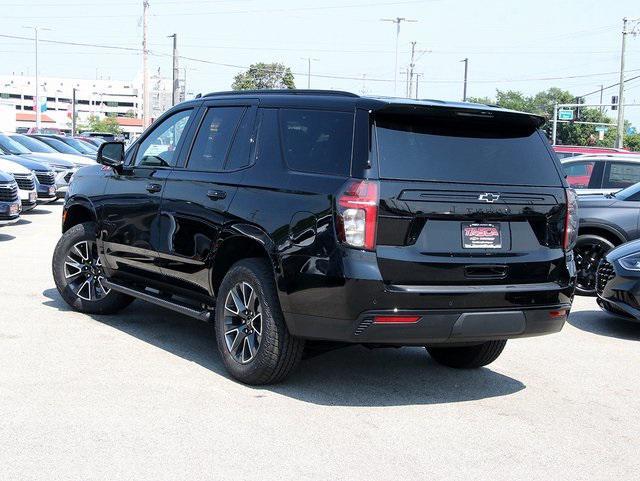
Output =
[{"x1": 372, "y1": 106, "x2": 568, "y2": 287}]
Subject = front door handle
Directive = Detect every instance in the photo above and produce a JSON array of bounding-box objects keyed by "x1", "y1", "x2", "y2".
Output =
[
  {"x1": 146, "y1": 183, "x2": 162, "y2": 193},
  {"x1": 207, "y1": 189, "x2": 227, "y2": 200}
]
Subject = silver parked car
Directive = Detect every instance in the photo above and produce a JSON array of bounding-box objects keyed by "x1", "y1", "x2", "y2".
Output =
[{"x1": 561, "y1": 153, "x2": 640, "y2": 196}]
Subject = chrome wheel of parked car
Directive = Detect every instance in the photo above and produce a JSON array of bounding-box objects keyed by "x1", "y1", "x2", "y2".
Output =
[
  {"x1": 52, "y1": 222, "x2": 133, "y2": 314},
  {"x1": 574, "y1": 234, "x2": 615, "y2": 296},
  {"x1": 223, "y1": 281, "x2": 263, "y2": 364},
  {"x1": 64, "y1": 240, "x2": 110, "y2": 301}
]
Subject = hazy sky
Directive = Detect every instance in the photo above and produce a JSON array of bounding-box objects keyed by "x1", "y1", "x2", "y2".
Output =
[{"x1": 2, "y1": 0, "x2": 640, "y2": 124}]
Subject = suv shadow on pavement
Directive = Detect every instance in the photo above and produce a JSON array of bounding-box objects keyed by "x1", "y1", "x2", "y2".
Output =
[
  {"x1": 568, "y1": 310, "x2": 640, "y2": 341},
  {"x1": 42, "y1": 288, "x2": 525, "y2": 407}
]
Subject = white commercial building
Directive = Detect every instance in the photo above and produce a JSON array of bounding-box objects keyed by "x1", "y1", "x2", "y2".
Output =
[{"x1": 0, "y1": 71, "x2": 177, "y2": 136}]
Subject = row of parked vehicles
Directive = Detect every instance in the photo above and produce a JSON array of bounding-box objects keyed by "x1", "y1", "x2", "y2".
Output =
[{"x1": 0, "y1": 133, "x2": 108, "y2": 225}]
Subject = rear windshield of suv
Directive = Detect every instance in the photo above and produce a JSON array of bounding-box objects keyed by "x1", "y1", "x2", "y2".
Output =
[{"x1": 375, "y1": 113, "x2": 561, "y2": 186}]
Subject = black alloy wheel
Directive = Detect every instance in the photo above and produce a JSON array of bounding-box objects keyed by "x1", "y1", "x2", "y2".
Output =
[
  {"x1": 223, "y1": 281, "x2": 263, "y2": 364},
  {"x1": 63, "y1": 240, "x2": 110, "y2": 301},
  {"x1": 574, "y1": 234, "x2": 615, "y2": 296}
]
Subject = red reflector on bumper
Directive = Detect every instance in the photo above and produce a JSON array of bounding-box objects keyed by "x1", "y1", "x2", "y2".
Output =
[
  {"x1": 373, "y1": 315, "x2": 420, "y2": 324},
  {"x1": 549, "y1": 310, "x2": 568, "y2": 319}
]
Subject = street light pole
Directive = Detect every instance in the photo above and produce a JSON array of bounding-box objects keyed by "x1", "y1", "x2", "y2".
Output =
[
  {"x1": 381, "y1": 17, "x2": 417, "y2": 96},
  {"x1": 461, "y1": 58, "x2": 469, "y2": 102},
  {"x1": 71, "y1": 87, "x2": 77, "y2": 136},
  {"x1": 616, "y1": 17, "x2": 640, "y2": 148},
  {"x1": 142, "y1": 0, "x2": 150, "y2": 128},
  {"x1": 168, "y1": 33, "x2": 179, "y2": 106},
  {"x1": 301, "y1": 57, "x2": 319, "y2": 89},
  {"x1": 23, "y1": 26, "x2": 50, "y2": 133},
  {"x1": 616, "y1": 18, "x2": 628, "y2": 149}
]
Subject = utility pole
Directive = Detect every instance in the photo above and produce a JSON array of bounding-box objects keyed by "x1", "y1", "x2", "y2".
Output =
[
  {"x1": 415, "y1": 73, "x2": 423, "y2": 99},
  {"x1": 599, "y1": 84, "x2": 604, "y2": 114},
  {"x1": 142, "y1": 0, "x2": 150, "y2": 128},
  {"x1": 71, "y1": 88, "x2": 77, "y2": 136},
  {"x1": 22, "y1": 26, "x2": 50, "y2": 133},
  {"x1": 301, "y1": 57, "x2": 319, "y2": 89},
  {"x1": 360, "y1": 74, "x2": 368, "y2": 95},
  {"x1": 616, "y1": 17, "x2": 640, "y2": 148},
  {"x1": 616, "y1": 18, "x2": 628, "y2": 148},
  {"x1": 552, "y1": 103, "x2": 558, "y2": 145},
  {"x1": 381, "y1": 17, "x2": 417, "y2": 96},
  {"x1": 168, "y1": 34, "x2": 179, "y2": 106},
  {"x1": 461, "y1": 58, "x2": 469, "y2": 102},
  {"x1": 407, "y1": 41, "x2": 416, "y2": 98}
]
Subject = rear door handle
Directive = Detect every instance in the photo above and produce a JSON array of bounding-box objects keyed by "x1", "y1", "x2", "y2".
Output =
[
  {"x1": 146, "y1": 183, "x2": 162, "y2": 193},
  {"x1": 207, "y1": 190, "x2": 227, "y2": 200}
]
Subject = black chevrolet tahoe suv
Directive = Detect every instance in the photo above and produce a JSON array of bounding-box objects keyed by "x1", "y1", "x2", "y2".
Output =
[{"x1": 52, "y1": 90, "x2": 577, "y2": 384}]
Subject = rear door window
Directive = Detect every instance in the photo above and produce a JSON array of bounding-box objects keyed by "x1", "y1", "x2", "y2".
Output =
[
  {"x1": 279, "y1": 109, "x2": 353, "y2": 176},
  {"x1": 563, "y1": 161, "x2": 595, "y2": 189},
  {"x1": 603, "y1": 162, "x2": 640, "y2": 189},
  {"x1": 187, "y1": 107, "x2": 246, "y2": 172},
  {"x1": 375, "y1": 114, "x2": 561, "y2": 186}
]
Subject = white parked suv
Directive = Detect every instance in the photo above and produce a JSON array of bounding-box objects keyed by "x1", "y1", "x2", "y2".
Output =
[
  {"x1": 0, "y1": 157, "x2": 37, "y2": 211},
  {"x1": 561, "y1": 154, "x2": 640, "y2": 195}
]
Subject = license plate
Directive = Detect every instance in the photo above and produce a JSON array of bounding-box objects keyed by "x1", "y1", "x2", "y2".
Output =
[
  {"x1": 9, "y1": 203, "x2": 19, "y2": 215},
  {"x1": 49, "y1": 186, "x2": 55, "y2": 195},
  {"x1": 29, "y1": 192, "x2": 36, "y2": 202},
  {"x1": 462, "y1": 223, "x2": 502, "y2": 249}
]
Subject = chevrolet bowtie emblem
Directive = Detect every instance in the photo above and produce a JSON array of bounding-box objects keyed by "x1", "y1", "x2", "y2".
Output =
[{"x1": 478, "y1": 193, "x2": 500, "y2": 203}]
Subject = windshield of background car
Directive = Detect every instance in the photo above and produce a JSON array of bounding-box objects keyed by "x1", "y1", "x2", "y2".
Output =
[
  {"x1": 10, "y1": 135, "x2": 57, "y2": 153},
  {"x1": 0, "y1": 134, "x2": 31, "y2": 155},
  {"x1": 39, "y1": 137, "x2": 82, "y2": 154},
  {"x1": 63, "y1": 137, "x2": 96, "y2": 154}
]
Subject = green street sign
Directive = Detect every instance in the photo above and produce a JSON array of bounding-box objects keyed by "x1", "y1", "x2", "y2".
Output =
[
  {"x1": 595, "y1": 126, "x2": 608, "y2": 133},
  {"x1": 558, "y1": 109, "x2": 574, "y2": 121}
]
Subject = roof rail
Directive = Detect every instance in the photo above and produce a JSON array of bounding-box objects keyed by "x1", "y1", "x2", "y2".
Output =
[{"x1": 202, "y1": 89, "x2": 360, "y2": 98}]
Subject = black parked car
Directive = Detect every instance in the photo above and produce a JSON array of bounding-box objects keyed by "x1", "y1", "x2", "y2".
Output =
[
  {"x1": 0, "y1": 152, "x2": 57, "y2": 203},
  {"x1": 52, "y1": 90, "x2": 577, "y2": 384},
  {"x1": 596, "y1": 239, "x2": 640, "y2": 322},
  {"x1": 575, "y1": 183, "x2": 640, "y2": 295},
  {"x1": 29, "y1": 134, "x2": 96, "y2": 159}
]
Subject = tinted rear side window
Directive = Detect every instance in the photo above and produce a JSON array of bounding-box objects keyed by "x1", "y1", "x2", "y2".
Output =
[
  {"x1": 375, "y1": 114, "x2": 561, "y2": 186},
  {"x1": 188, "y1": 107, "x2": 245, "y2": 172},
  {"x1": 280, "y1": 109, "x2": 353, "y2": 176}
]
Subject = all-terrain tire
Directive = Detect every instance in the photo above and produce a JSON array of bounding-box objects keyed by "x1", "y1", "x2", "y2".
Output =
[
  {"x1": 52, "y1": 222, "x2": 134, "y2": 314},
  {"x1": 426, "y1": 340, "x2": 507, "y2": 369},
  {"x1": 214, "y1": 258, "x2": 304, "y2": 385}
]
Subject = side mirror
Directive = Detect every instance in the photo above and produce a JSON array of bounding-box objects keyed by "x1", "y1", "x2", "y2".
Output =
[{"x1": 97, "y1": 141, "x2": 125, "y2": 169}]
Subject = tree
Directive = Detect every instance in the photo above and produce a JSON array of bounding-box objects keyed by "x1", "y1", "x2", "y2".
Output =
[
  {"x1": 232, "y1": 62, "x2": 295, "y2": 90},
  {"x1": 79, "y1": 115, "x2": 122, "y2": 134},
  {"x1": 624, "y1": 133, "x2": 640, "y2": 151},
  {"x1": 466, "y1": 96, "x2": 494, "y2": 105}
]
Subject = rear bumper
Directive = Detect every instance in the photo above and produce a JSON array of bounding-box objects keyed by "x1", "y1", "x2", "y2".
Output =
[
  {"x1": 280, "y1": 249, "x2": 575, "y2": 344},
  {"x1": 286, "y1": 306, "x2": 569, "y2": 344}
]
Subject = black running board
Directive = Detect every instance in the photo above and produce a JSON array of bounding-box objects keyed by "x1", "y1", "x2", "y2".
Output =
[{"x1": 103, "y1": 279, "x2": 212, "y2": 322}]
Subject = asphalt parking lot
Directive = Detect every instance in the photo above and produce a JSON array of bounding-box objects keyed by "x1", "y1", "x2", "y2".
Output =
[{"x1": 1, "y1": 202, "x2": 639, "y2": 481}]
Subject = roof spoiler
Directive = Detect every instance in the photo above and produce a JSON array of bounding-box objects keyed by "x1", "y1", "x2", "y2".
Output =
[{"x1": 374, "y1": 103, "x2": 546, "y2": 129}]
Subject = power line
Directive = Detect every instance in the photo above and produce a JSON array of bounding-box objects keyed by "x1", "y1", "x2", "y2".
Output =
[
  {"x1": 2, "y1": 0, "x2": 435, "y2": 19},
  {"x1": 1, "y1": 33, "x2": 638, "y2": 85}
]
